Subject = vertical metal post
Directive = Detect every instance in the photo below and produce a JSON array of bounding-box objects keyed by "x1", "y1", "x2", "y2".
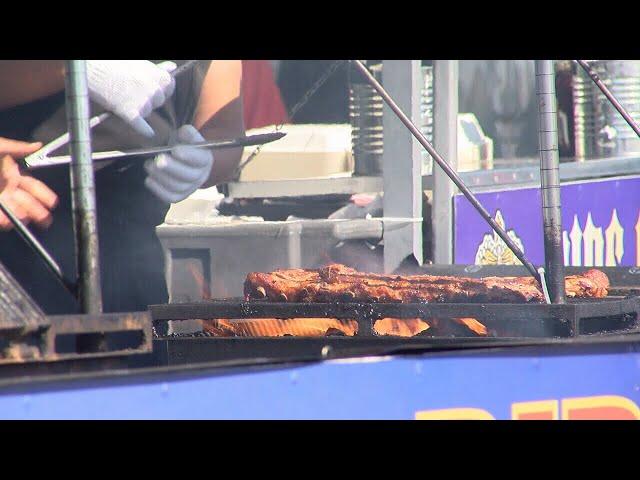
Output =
[
  {"x1": 64, "y1": 60, "x2": 103, "y2": 314},
  {"x1": 432, "y1": 60, "x2": 459, "y2": 264},
  {"x1": 381, "y1": 60, "x2": 423, "y2": 273},
  {"x1": 535, "y1": 60, "x2": 566, "y2": 303},
  {"x1": 353, "y1": 60, "x2": 541, "y2": 281}
]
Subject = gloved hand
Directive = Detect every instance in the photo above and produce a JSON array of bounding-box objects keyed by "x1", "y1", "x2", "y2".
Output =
[
  {"x1": 144, "y1": 125, "x2": 214, "y2": 204},
  {"x1": 86, "y1": 60, "x2": 177, "y2": 138}
]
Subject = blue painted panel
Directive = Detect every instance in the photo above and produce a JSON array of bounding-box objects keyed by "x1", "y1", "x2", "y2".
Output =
[
  {"x1": 1, "y1": 345, "x2": 639, "y2": 419},
  {"x1": 454, "y1": 176, "x2": 640, "y2": 266}
]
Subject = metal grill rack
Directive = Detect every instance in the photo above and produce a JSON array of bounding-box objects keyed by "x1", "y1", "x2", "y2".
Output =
[
  {"x1": 151, "y1": 295, "x2": 640, "y2": 340},
  {"x1": 0, "y1": 256, "x2": 152, "y2": 365},
  {"x1": 147, "y1": 295, "x2": 640, "y2": 367}
]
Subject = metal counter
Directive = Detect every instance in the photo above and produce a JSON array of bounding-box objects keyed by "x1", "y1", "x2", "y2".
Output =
[{"x1": 226, "y1": 154, "x2": 640, "y2": 199}]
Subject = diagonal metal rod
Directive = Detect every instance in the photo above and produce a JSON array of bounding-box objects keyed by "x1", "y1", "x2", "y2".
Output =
[
  {"x1": 0, "y1": 200, "x2": 77, "y2": 295},
  {"x1": 576, "y1": 60, "x2": 640, "y2": 140},
  {"x1": 351, "y1": 60, "x2": 541, "y2": 283}
]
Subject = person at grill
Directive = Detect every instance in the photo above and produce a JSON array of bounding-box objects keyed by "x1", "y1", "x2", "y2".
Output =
[
  {"x1": 0, "y1": 60, "x2": 245, "y2": 314},
  {"x1": 0, "y1": 136, "x2": 58, "y2": 230}
]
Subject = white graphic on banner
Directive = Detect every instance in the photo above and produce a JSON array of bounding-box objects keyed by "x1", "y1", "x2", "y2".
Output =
[
  {"x1": 474, "y1": 209, "x2": 639, "y2": 267},
  {"x1": 474, "y1": 211, "x2": 524, "y2": 266},
  {"x1": 564, "y1": 209, "x2": 627, "y2": 266},
  {"x1": 605, "y1": 210, "x2": 624, "y2": 266},
  {"x1": 583, "y1": 213, "x2": 604, "y2": 266}
]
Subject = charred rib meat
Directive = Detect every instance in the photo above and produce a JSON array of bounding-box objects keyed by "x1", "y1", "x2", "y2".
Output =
[{"x1": 245, "y1": 264, "x2": 609, "y2": 304}]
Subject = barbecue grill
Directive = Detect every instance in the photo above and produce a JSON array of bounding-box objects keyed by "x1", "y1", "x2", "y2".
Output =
[
  {"x1": 146, "y1": 58, "x2": 640, "y2": 368},
  {"x1": 2, "y1": 59, "x2": 640, "y2": 384},
  {"x1": 147, "y1": 293, "x2": 640, "y2": 366}
]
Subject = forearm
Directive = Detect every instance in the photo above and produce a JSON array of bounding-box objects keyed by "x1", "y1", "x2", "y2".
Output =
[
  {"x1": 197, "y1": 104, "x2": 244, "y2": 186},
  {"x1": 0, "y1": 61, "x2": 66, "y2": 110},
  {"x1": 192, "y1": 60, "x2": 245, "y2": 187}
]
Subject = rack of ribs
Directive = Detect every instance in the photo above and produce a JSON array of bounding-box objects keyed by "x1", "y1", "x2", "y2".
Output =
[{"x1": 244, "y1": 264, "x2": 609, "y2": 304}]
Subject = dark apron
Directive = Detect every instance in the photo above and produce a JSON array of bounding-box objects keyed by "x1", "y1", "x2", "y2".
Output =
[{"x1": 0, "y1": 60, "x2": 211, "y2": 314}]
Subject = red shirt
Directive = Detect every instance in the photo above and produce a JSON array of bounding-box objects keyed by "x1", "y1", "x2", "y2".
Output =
[{"x1": 241, "y1": 60, "x2": 289, "y2": 130}]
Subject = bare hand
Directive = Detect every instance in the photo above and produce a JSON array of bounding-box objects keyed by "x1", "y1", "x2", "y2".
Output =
[{"x1": 0, "y1": 137, "x2": 58, "y2": 231}]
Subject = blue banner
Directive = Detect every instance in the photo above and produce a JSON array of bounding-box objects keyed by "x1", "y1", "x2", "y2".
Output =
[
  {"x1": 454, "y1": 176, "x2": 640, "y2": 267},
  {"x1": 0, "y1": 344, "x2": 639, "y2": 419}
]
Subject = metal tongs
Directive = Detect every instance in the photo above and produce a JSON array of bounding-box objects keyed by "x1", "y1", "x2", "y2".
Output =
[
  {"x1": 23, "y1": 60, "x2": 200, "y2": 168},
  {"x1": 24, "y1": 132, "x2": 287, "y2": 169},
  {"x1": 22, "y1": 60, "x2": 285, "y2": 169}
]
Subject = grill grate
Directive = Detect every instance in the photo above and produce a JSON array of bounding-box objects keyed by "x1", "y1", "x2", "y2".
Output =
[
  {"x1": 0, "y1": 261, "x2": 49, "y2": 333},
  {"x1": 150, "y1": 296, "x2": 640, "y2": 339}
]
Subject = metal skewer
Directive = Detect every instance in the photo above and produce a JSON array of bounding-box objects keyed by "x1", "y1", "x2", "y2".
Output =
[
  {"x1": 351, "y1": 59, "x2": 541, "y2": 283},
  {"x1": 0, "y1": 200, "x2": 76, "y2": 295}
]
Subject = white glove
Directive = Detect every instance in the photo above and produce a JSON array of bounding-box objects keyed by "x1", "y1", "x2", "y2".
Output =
[
  {"x1": 86, "y1": 60, "x2": 177, "y2": 138},
  {"x1": 144, "y1": 125, "x2": 214, "y2": 204}
]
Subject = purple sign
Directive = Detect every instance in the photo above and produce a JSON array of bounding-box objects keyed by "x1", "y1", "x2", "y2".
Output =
[{"x1": 454, "y1": 176, "x2": 640, "y2": 267}]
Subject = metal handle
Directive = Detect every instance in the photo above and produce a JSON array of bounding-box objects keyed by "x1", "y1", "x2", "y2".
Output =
[{"x1": 332, "y1": 220, "x2": 383, "y2": 241}]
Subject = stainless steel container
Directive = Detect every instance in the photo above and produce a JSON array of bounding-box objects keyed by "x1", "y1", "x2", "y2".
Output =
[
  {"x1": 349, "y1": 62, "x2": 384, "y2": 175},
  {"x1": 573, "y1": 60, "x2": 640, "y2": 159},
  {"x1": 573, "y1": 62, "x2": 598, "y2": 159},
  {"x1": 420, "y1": 65, "x2": 434, "y2": 174},
  {"x1": 349, "y1": 62, "x2": 434, "y2": 175}
]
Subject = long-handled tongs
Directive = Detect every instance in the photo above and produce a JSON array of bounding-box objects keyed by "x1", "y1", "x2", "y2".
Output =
[
  {"x1": 23, "y1": 60, "x2": 201, "y2": 169},
  {"x1": 25, "y1": 132, "x2": 286, "y2": 169}
]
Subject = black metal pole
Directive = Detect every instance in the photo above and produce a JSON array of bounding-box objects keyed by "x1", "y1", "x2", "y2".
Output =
[
  {"x1": 535, "y1": 60, "x2": 566, "y2": 303},
  {"x1": 576, "y1": 60, "x2": 640, "y2": 141},
  {"x1": 351, "y1": 60, "x2": 541, "y2": 283},
  {"x1": 65, "y1": 60, "x2": 103, "y2": 314},
  {"x1": 0, "y1": 200, "x2": 76, "y2": 295}
]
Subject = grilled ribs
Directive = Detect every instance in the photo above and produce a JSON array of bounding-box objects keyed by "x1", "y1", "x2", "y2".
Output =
[{"x1": 245, "y1": 263, "x2": 609, "y2": 304}]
